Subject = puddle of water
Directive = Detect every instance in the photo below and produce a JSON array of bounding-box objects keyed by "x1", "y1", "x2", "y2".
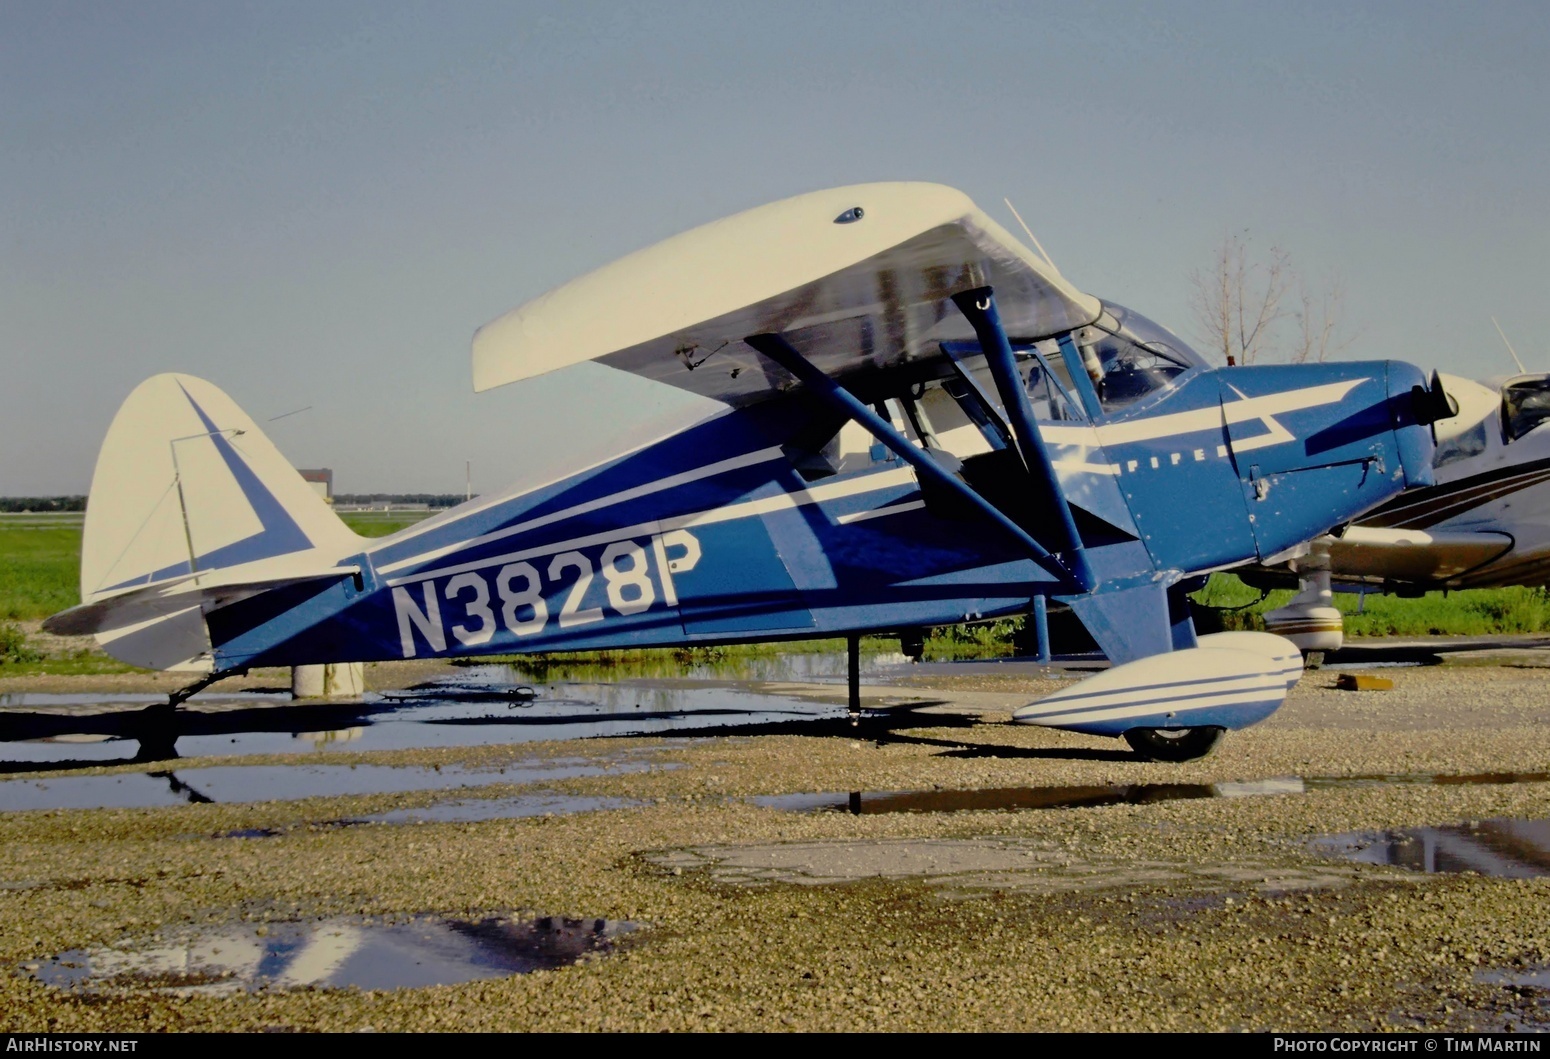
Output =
[
  {"x1": 361, "y1": 794, "x2": 640, "y2": 825},
  {"x1": 753, "y1": 779, "x2": 1298, "y2": 814},
  {"x1": 0, "y1": 760, "x2": 622, "y2": 812},
  {"x1": 29, "y1": 914, "x2": 639, "y2": 995},
  {"x1": 756, "y1": 771, "x2": 1550, "y2": 816},
  {"x1": 1313, "y1": 818, "x2": 1550, "y2": 879},
  {"x1": 489, "y1": 651, "x2": 912, "y2": 685},
  {"x1": 0, "y1": 691, "x2": 290, "y2": 710},
  {"x1": 0, "y1": 655, "x2": 935, "y2": 766},
  {"x1": 1479, "y1": 965, "x2": 1550, "y2": 989},
  {"x1": 387, "y1": 669, "x2": 873, "y2": 737},
  {"x1": 1471, "y1": 965, "x2": 1550, "y2": 1031}
]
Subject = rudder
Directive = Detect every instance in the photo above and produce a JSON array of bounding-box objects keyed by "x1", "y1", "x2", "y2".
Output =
[{"x1": 73, "y1": 373, "x2": 362, "y2": 670}]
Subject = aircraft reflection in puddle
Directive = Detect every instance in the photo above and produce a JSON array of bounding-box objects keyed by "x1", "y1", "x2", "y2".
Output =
[
  {"x1": 756, "y1": 778, "x2": 1302, "y2": 813},
  {"x1": 1314, "y1": 817, "x2": 1550, "y2": 879},
  {"x1": 31, "y1": 914, "x2": 639, "y2": 995},
  {"x1": 0, "y1": 655, "x2": 933, "y2": 768}
]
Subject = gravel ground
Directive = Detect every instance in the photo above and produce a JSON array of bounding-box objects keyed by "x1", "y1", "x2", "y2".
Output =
[{"x1": 1, "y1": 655, "x2": 1548, "y2": 1032}]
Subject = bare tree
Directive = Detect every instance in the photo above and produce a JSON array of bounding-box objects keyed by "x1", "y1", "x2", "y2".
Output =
[
  {"x1": 1288, "y1": 273, "x2": 1347, "y2": 364},
  {"x1": 1188, "y1": 232, "x2": 1344, "y2": 365}
]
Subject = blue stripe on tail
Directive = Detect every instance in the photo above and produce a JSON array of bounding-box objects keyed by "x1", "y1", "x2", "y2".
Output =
[{"x1": 101, "y1": 386, "x2": 314, "y2": 591}]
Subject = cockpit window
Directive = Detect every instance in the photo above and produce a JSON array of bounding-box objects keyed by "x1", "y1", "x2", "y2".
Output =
[
  {"x1": 1024, "y1": 345, "x2": 1079, "y2": 421},
  {"x1": 1073, "y1": 304, "x2": 1203, "y2": 412},
  {"x1": 1504, "y1": 379, "x2": 1550, "y2": 442}
]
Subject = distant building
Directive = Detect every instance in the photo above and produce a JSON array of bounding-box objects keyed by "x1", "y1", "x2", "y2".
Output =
[{"x1": 298, "y1": 469, "x2": 333, "y2": 504}]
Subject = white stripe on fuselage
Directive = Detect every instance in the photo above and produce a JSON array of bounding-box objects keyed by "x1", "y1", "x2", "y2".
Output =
[
  {"x1": 375, "y1": 446, "x2": 788, "y2": 576},
  {"x1": 384, "y1": 466, "x2": 918, "y2": 587},
  {"x1": 1041, "y1": 378, "x2": 1365, "y2": 448},
  {"x1": 837, "y1": 499, "x2": 926, "y2": 524},
  {"x1": 1052, "y1": 459, "x2": 1119, "y2": 475}
]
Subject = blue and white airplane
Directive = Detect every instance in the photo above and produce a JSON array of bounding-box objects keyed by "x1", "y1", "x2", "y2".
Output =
[
  {"x1": 1254, "y1": 369, "x2": 1550, "y2": 655},
  {"x1": 45, "y1": 183, "x2": 1452, "y2": 760}
]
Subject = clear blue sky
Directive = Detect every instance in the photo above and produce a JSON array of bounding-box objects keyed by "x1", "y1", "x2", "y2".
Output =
[{"x1": 4, "y1": 1, "x2": 1547, "y2": 494}]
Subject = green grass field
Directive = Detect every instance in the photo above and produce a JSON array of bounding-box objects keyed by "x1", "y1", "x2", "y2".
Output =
[
  {"x1": 4, "y1": 512, "x2": 1549, "y2": 672},
  {"x1": 0, "y1": 511, "x2": 416, "y2": 622},
  {"x1": 1191, "y1": 574, "x2": 1550, "y2": 638},
  {"x1": 338, "y1": 513, "x2": 434, "y2": 538},
  {"x1": 0, "y1": 522, "x2": 80, "y2": 622},
  {"x1": 0, "y1": 512, "x2": 423, "y2": 671}
]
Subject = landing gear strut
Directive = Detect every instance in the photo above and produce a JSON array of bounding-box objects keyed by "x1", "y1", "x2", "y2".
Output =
[
  {"x1": 847, "y1": 634, "x2": 861, "y2": 726},
  {"x1": 1262, "y1": 539, "x2": 1344, "y2": 662},
  {"x1": 132, "y1": 666, "x2": 247, "y2": 762}
]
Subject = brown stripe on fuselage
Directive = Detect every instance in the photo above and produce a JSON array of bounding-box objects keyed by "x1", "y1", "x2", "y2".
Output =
[{"x1": 1360, "y1": 457, "x2": 1550, "y2": 530}]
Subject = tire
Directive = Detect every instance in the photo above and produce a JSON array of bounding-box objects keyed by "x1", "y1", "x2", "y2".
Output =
[
  {"x1": 1303, "y1": 651, "x2": 1325, "y2": 670},
  {"x1": 1123, "y1": 726, "x2": 1225, "y2": 762}
]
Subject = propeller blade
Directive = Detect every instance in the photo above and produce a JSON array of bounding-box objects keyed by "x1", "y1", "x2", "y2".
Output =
[{"x1": 1412, "y1": 370, "x2": 1458, "y2": 426}]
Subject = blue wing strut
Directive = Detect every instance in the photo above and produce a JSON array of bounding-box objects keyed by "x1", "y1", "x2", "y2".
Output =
[
  {"x1": 951, "y1": 288, "x2": 1091, "y2": 570},
  {"x1": 745, "y1": 295, "x2": 1095, "y2": 594}
]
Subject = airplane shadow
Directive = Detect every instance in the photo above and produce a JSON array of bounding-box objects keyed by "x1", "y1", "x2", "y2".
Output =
[
  {"x1": 872, "y1": 730, "x2": 1139, "y2": 763},
  {"x1": 4, "y1": 630, "x2": 1224, "y2": 776},
  {"x1": 0, "y1": 687, "x2": 1147, "y2": 773},
  {"x1": 0, "y1": 693, "x2": 1025, "y2": 774},
  {"x1": 1322, "y1": 634, "x2": 1550, "y2": 667},
  {"x1": 0, "y1": 699, "x2": 383, "y2": 773}
]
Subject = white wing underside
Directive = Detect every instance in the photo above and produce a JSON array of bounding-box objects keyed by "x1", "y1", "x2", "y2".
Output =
[
  {"x1": 1329, "y1": 526, "x2": 1515, "y2": 582},
  {"x1": 472, "y1": 182, "x2": 1102, "y2": 406}
]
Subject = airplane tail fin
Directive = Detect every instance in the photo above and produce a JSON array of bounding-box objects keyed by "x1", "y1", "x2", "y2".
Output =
[{"x1": 46, "y1": 374, "x2": 363, "y2": 671}]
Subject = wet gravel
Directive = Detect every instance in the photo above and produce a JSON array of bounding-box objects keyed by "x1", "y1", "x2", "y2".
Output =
[{"x1": 1, "y1": 658, "x2": 1548, "y2": 1031}]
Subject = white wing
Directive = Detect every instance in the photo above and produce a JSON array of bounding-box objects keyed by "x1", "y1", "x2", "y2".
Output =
[{"x1": 472, "y1": 182, "x2": 1100, "y2": 406}]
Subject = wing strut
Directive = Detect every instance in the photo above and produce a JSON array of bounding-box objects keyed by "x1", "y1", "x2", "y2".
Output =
[
  {"x1": 938, "y1": 344, "x2": 1015, "y2": 448},
  {"x1": 744, "y1": 332, "x2": 1095, "y2": 592},
  {"x1": 950, "y1": 287, "x2": 1094, "y2": 586}
]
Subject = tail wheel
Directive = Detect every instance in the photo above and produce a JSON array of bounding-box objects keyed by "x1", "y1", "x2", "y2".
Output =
[{"x1": 1123, "y1": 726, "x2": 1225, "y2": 762}]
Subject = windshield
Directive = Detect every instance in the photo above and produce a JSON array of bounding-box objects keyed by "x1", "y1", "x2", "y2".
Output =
[
  {"x1": 1074, "y1": 303, "x2": 1205, "y2": 412},
  {"x1": 1434, "y1": 418, "x2": 1489, "y2": 468},
  {"x1": 1504, "y1": 378, "x2": 1550, "y2": 442}
]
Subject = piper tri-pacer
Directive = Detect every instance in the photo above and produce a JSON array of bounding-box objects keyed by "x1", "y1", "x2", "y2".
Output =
[
  {"x1": 1251, "y1": 370, "x2": 1550, "y2": 657},
  {"x1": 46, "y1": 183, "x2": 1452, "y2": 760}
]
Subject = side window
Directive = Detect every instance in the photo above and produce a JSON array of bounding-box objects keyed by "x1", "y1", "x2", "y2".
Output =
[{"x1": 1024, "y1": 357, "x2": 1076, "y2": 422}]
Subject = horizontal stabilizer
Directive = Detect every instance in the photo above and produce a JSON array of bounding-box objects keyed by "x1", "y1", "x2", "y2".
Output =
[{"x1": 44, "y1": 564, "x2": 360, "y2": 638}]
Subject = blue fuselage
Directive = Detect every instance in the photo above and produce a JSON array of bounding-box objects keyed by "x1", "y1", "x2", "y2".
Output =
[{"x1": 206, "y1": 359, "x2": 1435, "y2": 669}]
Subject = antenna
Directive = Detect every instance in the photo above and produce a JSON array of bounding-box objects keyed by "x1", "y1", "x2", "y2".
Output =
[
  {"x1": 1491, "y1": 317, "x2": 1527, "y2": 374},
  {"x1": 268, "y1": 405, "x2": 313, "y2": 423},
  {"x1": 1003, "y1": 197, "x2": 1060, "y2": 274}
]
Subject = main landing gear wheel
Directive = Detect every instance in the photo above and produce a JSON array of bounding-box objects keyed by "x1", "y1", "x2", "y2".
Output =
[{"x1": 1123, "y1": 726, "x2": 1225, "y2": 762}]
